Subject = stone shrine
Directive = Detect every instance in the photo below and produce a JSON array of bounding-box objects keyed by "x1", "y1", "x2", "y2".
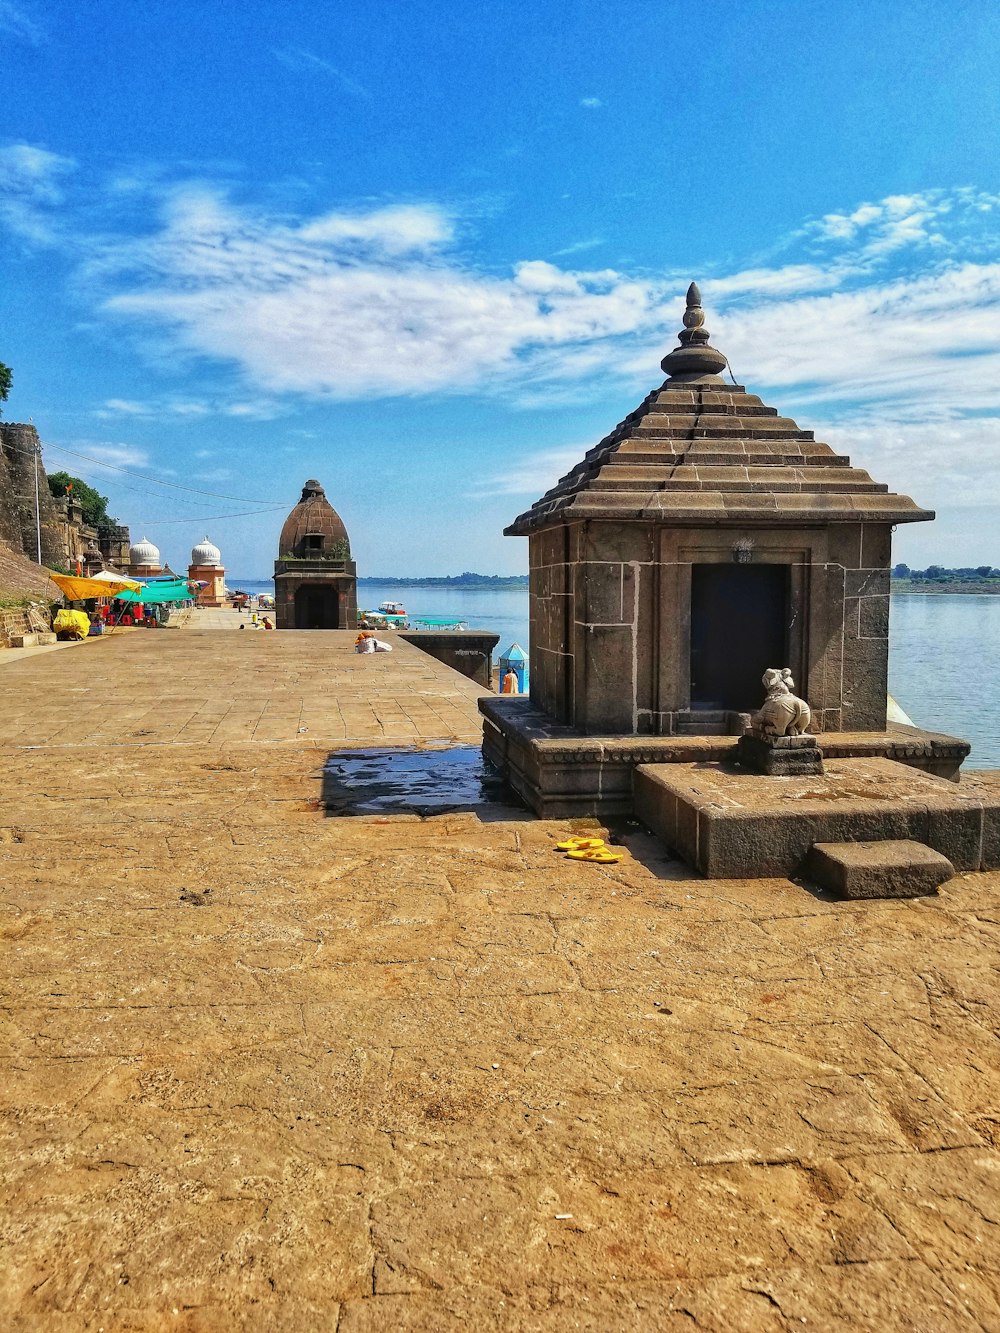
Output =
[
  {"x1": 188, "y1": 536, "x2": 225, "y2": 607},
  {"x1": 481, "y1": 283, "x2": 971, "y2": 820},
  {"x1": 273, "y1": 480, "x2": 358, "y2": 630}
]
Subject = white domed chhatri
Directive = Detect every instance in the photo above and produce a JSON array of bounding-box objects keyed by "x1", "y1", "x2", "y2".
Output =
[
  {"x1": 129, "y1": 535, "x2": 161, "y2": 568},
  {"x1": 188, "y1": 533, "x2": 226, "y2": 608},
  {"x1": 191, "y1": 536, "x2": 222, "y2": 566}
]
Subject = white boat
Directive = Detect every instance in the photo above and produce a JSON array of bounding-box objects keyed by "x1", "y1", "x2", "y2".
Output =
[{"x1": 378, "y1": 600, "x2": 408, "y2": 617}]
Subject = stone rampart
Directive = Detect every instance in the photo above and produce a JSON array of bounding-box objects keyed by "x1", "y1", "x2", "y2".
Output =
[
  {"x1": 0, "y1": 423, "x2": 130, "y2": 570},
  {"x1": 0, "y1": 423, "x2": 65, "y2": 567}
]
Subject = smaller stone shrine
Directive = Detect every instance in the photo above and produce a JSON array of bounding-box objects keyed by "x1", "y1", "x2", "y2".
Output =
[
  {"x1": 80, "y1": 540, "x2": 105, "y2": 576},
  {"x1": 188, "y1": 536, "x2": 225, "y2": 607},
  {"x1": 274, "y1": 480, "x2": 357, "y2": 630}
]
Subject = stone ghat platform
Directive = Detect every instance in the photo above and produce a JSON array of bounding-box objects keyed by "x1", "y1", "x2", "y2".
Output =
[
  {"x1": 480, "y1": 696, "x2": 971, "y2": 819},
  {"x1": 5, "y1": 628, "x2": 1000, "y2": 1328}
]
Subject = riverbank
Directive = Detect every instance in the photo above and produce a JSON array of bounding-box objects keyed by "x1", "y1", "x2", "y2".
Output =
[
  {"x1": 2, "y1": 623, "x2": 1000, "y2": 1327},
  {"x1": 892, "y1": 580, "x2": 1000, "y2": 594}
]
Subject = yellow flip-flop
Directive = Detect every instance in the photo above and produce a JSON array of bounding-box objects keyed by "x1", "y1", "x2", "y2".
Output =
[
  {"x1": 555, "y1": 836, "x2": 605, "y2": 851},
  {"x1": 566, "y1": 848, "x2": 622, "y2": 863}
]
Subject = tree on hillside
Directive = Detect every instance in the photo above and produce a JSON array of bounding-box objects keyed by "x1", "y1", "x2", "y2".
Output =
[
  {"x1": 893, "y1": 563, "x2": 910, "y2": 577},
  {"x1": 977, "y1": 566, "x2": 994, "y2": 578},
  {"x1": 47, "y1": 472, "x2": 117, "y2": 531},
  {"x1": 0, "y1": 361, "x2": 11, "y2": 416}
]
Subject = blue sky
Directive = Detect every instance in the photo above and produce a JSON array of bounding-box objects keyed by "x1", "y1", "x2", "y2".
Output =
[{"x1": 2, "y1": 0, "x2": 1000, "y2": 576}]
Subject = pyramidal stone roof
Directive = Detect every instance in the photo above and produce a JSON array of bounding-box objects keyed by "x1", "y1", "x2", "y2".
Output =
[{"x1": 506, "y1": 283, "x2": 932, "y2": 536}]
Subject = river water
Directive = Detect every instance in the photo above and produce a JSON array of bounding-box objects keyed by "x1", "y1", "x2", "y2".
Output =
[
  {"x1": 234, "y1": 580, "x2": 1000, "y2": 769},
  {"x1": 889, "y1": 594, "x2": 1000, "y2": 768}
]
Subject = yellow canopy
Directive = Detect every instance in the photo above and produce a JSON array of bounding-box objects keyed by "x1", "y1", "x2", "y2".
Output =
[
  {"x1": 49, "y1": 571, "x2": 142, "y2": 600},
  {"x1": 88, "y1": 569, "x2": 144, "y2": 592}
]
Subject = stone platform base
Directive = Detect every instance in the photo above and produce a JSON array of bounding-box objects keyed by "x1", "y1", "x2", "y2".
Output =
[
  {"x1": 737, "y1": 732, "x2": 824, "y2": 776},
  {"x1": 633, "y1": 757, "x2": 1000, "y2": 879},
  {"x1": 480, "y1": 697, "x2": 972, "y2": 818}
]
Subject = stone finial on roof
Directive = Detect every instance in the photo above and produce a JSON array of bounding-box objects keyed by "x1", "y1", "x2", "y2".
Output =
[{"x1": 660, "y1": 281, "x2": 729, "y2": 384}]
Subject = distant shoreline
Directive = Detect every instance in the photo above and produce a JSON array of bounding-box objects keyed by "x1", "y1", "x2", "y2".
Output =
[
  {"x1": 232, "y1": 578, "x2": 1000, "y2": 595},
  {"x1": 892, "y1": 583, "x2": 1000, "y2": 596},
  {"x1": 229, "y1": 575, "x2": 529, "y2": 589},
  {"x1": 357, "y1": 575, "x2": 528, "y2": 589}
]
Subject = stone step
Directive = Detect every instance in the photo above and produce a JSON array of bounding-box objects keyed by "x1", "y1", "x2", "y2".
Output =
[
  {"x1": 804, "y1": 840, "x2": 955, "y2": 899},
  {"x1": 9, "y1": 632, "x2": 38, "y2": 648},
  {"x1": 673, "y1": 710, "x2": 731, "y2": 736}
]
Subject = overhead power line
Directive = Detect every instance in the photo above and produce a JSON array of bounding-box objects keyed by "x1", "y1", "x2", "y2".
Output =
[
  {"x1": 2, "y1": 437, "x2": 279, "y2": 505},
  {"x1": 148, "y1": 507, "x2": 287, "y2": 524},
  {"x1": 45, "y1": 443, "x2": 278, "y2": 503}
]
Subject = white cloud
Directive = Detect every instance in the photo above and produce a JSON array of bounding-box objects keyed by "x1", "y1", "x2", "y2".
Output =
[
  {"x1": 822, "y1": 413, "x2": 1000, "y2": 509},
  {"x1": 100, "y1": 398, "x2": 150, "y2": 416},
  {"x1": 76, "y1": 184, "x2": 1000, "y2": 422},
  {"x1": 51, "y1": 441, "x2": 152, "y2": 472},
  {"x1": 273, "y1": 47, "x2": 369, "y2": 99},
  {"x1": 86, "y1": 442, "x2": 152, "y2": 467},
  {"x1": 300, "y1": 203, "x2": 453, "y2": 252},
  {"x1": 8, "y1": 171, "x2": 1000, "y2": 484},
  {"x1": 580, "y1": 97, "x2": 603, "y2": 109},
  {"x1": 97, "y1": 394, "x2": 281, "y2": 420},
  {"x1": 0, "y1": 0, "x2": 42, "y2": 44},
  {"x1": 552, "y1": 237, "x2": 605, "y2": 258},
  {"x1": 0, "y1": 143, "x2": 74, "y2": 242},
  {"x1": 703, "y1": 264, "x2": 847, "y2": 299},
  {"x1": 808, "y1": 189, "x2": 999, "y2": 260},
  {"x1": 96, "y1": 189, "x2": 664, "y2": 398},
  {"x1": 712, "y1": 262, "x2": 1000, "y2": 412},
  {"x1": 475, "y1": 444, "x2": 588, "y2": 497}
]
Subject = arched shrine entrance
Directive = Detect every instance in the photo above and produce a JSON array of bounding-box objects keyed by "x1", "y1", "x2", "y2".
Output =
[{"x1": 295, "y1": 584, "x2": 341, "y2": 629}]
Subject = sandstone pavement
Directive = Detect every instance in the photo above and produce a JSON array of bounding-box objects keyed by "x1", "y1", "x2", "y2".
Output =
[{"x1": 2, "y1": 625, "x2": 999, "y2": 1330}]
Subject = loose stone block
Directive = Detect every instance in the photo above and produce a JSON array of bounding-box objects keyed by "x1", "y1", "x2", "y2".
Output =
[{"x1": 805, "y1": 840, "x2": 955, "y2": 899}]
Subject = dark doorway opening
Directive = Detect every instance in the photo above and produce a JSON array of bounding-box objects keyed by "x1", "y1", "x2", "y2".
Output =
[
  {"x1": 690, "y1": 563, "x2": 790, "y2": 710},
  {"x1": 295, "y1": 584, "x2": 341, "y2": 629}
]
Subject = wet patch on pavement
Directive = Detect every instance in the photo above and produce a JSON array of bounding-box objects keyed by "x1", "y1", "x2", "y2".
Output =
[{"x1": 321, "y1": 745, "x2": 523, "y2": 816}]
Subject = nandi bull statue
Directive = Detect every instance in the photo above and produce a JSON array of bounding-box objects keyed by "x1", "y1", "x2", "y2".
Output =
[
  {"x1": 737, "y1": 668, "x2": 823, "y2": 775},
  {"x1": 754, "y1": 668, "x2": 811, "y2": 738}
]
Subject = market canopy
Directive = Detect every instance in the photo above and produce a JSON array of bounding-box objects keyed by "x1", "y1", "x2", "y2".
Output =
[
  {"x1": 89, "y1": 569, "x2": 143, "y2": 592},
  {"x1": 49, "y1": 571, "x2": 140, "y2": 600},
  {"x1": 115, "y1": 578, "x2": 195, "y2": 604}
]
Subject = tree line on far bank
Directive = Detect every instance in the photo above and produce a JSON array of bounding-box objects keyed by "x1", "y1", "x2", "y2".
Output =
[{"x1": 893, "y1": 565, "x2": 1000, "y2": 584}]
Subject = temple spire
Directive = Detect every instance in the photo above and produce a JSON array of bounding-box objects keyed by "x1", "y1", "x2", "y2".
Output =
[{"x1": 660, "y1": 281, "x2": 728, "y2": 383}]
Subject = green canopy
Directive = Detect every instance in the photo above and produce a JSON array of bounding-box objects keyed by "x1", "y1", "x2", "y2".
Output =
[{"x1": 115, "y1": 578, "x2": 194, "y2": 604}]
